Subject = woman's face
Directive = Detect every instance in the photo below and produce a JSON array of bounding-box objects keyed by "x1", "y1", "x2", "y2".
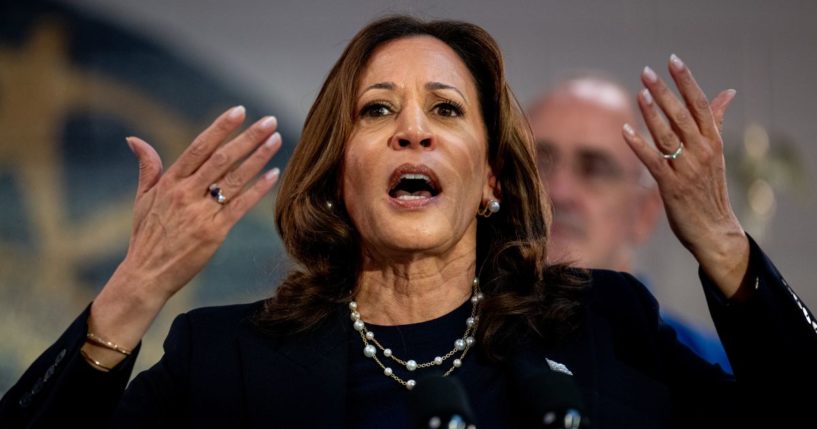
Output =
[{"x1": 343, "y1": 35, "x2": 496, "y2": 260}]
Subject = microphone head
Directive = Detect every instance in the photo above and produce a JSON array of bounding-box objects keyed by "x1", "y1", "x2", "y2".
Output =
[
  {"x1": 516, "y1": 370, "x2": 589, "y2": 428},
  {"x1": 409, "y1": 375, "x2": 476, "y2": 429}
]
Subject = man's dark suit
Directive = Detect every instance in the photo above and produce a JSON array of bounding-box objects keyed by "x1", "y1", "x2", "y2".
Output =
[{"x1": 2, "y1": 237, "x2": 816, "y2": 428}]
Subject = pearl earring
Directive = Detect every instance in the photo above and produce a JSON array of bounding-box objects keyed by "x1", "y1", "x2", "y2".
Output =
[{"x1": 478, "y1": 199, "x2": 500, "y2": 218}]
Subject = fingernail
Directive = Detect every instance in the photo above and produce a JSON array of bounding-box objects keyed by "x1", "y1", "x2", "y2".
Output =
[
  {"x1": 228, "y1": 105, "x2": 245, "y2": 120},
  {"x1": 265, "y1": 167, "x2": 280, "y2": 181},
  {"x1": 669, "y1": 53, "x2": 685, "y2": 72},
  {"x1": 642, "y1": 66, "x2": 658, "y2": 83},
  {"x1": 125, "y1": 137, "x2": 135, "y2": 154},
  {"x1": 264, "y1": 132, "x2": 281, "y2": 147},
  {"x1": 641, "y1": 88, "x2": 653, "y2": 105},
  {"x1": 623, "y1": 123, "x2": 636, "y2": 137},
  {"x1": 259, "y1": 116, "x2": 277, "y2": 130}
]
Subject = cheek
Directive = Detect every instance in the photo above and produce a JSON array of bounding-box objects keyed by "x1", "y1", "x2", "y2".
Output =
[
  {"x1": 342, "y1": 139, "x2": 376, "y2": 191},
  {"x1": 343, "y1": 152, "x2": 361, "y2": 188},
  {"x1": 447, "y1": 157, "x2": 485, "y2": 213},
  {"x1": 342, "y1": 184, "x2": 368, "y2": 240},
  {"x1": 341, "y1": 144, "x2": 387, "y2": 225},
  {"x1": 442, "y1": 133, "x2": 489, "y2": 191},
  {"x1": 341, "y1": 150, "x2": 365, "y2": 214},
  {"x1": 594, "y1": 195, "x2": 635, "y2": 232}
]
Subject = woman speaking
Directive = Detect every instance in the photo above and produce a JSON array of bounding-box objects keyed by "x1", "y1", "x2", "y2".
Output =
[{"x1": 1, "y1": 15, "x2": 815, "y2": 428}]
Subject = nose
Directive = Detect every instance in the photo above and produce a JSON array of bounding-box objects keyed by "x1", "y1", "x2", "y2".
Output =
[
  {"x1": 544, "y1": 161, "x2": 578, "y2": 207},
  {"x1": 389, "y1": 103, "x2": 434, "y2": 150}
]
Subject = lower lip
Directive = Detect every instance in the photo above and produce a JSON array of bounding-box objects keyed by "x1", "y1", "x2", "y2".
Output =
[{"x1": 388, "y1": 194, "x2": 440, "y2": 209}]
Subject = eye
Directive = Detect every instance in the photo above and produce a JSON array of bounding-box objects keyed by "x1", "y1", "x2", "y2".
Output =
[
  {"x1": 433, "y1": 100, "x2": 464, "y2": 118},
  {"x1": 579, "y1": 155, "x2": 623, "y2": 181},
  {"x1": 536, "y1": 144, "x2": 557, "y2": 176},
  {"x1": 360, "y1": 102, "x2": 394, "y2": 118}
]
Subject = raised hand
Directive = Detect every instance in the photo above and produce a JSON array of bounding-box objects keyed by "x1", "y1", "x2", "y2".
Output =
[
  {"x1": 122, "y1": 106, "x2": 281, "y2": 301},
  {"x1": 621, "y1": 54, "x2": 750, "y2": 299},
  {"x1": 84, "y1": 106, "x2": 283, "y2": 366}
]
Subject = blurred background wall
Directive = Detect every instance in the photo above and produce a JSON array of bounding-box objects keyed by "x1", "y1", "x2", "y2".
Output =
[{"x1": 2, "y1": 0, "x2": 815, "y2": 393}]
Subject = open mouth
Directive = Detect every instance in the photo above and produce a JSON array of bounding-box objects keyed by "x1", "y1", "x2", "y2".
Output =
[{"x1": 387, "y1": 164, "x2": 441, "y2": 201}]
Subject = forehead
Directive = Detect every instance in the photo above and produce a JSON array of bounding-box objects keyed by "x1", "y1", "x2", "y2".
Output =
[
  {"x1": 358, "y1": 36, "x2": 476, "y2": 96},
  {"x1": 530, "y1": 97, "x2": 639, "y2": 167}
]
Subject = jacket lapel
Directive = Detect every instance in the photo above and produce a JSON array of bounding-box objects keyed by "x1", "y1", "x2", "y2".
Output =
[{"x1": 237, "y1": 309, "x2": 350, "y2": 428}]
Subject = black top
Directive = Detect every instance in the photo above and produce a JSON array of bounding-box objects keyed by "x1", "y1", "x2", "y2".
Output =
[
  {"x1": 2, "y1": 235, "x2": 817, "y2": 428},
  {"x1": 347, "y1": 299, "x2": 514, "y2": 428}
]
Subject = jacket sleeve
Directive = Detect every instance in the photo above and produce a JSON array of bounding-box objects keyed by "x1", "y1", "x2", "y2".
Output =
[
  {"x1": 600, "y1": 234, "x2": 817, "y2": 427},
  {"x1": 701, "y1": 235, "x2": 817, "y2": 416},
  {"x1": 107, "y1": 311, "x2": 192, "y2": 428},
  {"x1": 0, "y1": 304, "x2": 141, "y2": 429}
]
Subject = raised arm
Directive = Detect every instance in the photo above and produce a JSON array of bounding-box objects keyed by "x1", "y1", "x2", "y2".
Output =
[
  {"x1": 83, "y1": 106, "x2": 282, "y2": 370},
  {"x1": 0, "y1": 106, "x2": 283, "y2": 427},
  {"x1": 621, "y1": 54, "x2": 750, "y2": 299}
]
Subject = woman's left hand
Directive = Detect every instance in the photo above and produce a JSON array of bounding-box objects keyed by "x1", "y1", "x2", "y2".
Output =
[{"x1": 622, "y1": 54, "x2": 751, "y2": 299}]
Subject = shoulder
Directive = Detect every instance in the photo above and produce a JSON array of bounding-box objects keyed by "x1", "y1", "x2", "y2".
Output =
[
  {"x1": 584, "y1": 268, "x2": 659, "y2": 316},
  {"x1": 577, "y1": 269, "x2": 663, "y2": 341},
  {"x1": 164, "y1": 300, "x2": 267, "y2": 346},
  {"x1": 183, "y1": 299, "x2": 266, "y2": 326},
  {"x1": 572, "y1": 269, "x2": 680, "y2": 379}
]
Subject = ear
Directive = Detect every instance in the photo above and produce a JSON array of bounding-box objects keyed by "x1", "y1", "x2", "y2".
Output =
[
  {"x1": 483, "y1": 163, "x2": 501, "y2": 202},
  {"x1": 633, "y1": 185, "x2": 662, "y2": 245}
]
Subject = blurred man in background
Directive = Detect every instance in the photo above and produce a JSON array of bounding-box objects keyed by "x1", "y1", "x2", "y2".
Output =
[{"x1": 528, "y1": 75, "x2": 731, "y2": 372}]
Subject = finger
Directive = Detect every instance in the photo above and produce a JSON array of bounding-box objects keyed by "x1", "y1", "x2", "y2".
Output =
[
  {"x1": 127, "y1": 136, "x2": 163, "y2": 196},
  {"x1": 218, "y1": 167, "x2": 281, "y2": 224},
  {"x1": 667, "y1": 54, "x2": 719, "y2": 138},
  {"x1": 636, "y1": 88, "x2": 689, "y2": 167},
  {"x1": 169, "y1": 105, "x2": 246, "y2": 178},
  {"x1": 191, "y1": 115, "x2": 278, "y2": 189},
  {"x1": 622, "y1": 123, "x2": 672, "y2": 183},
  {"x1": 710, "y1": 89, "x2": 737, "y2": 133},
  {"x1": 216, "y1": 131, "x2": 282, "y2": 199},
  {"x1": 641, "y1": 66, "x2": 702, "y2": 148}
]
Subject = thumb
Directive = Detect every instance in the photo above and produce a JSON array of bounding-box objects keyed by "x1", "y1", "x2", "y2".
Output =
[
  {"x1": 126, "y1": 136, "x2": 163, "y2": 196},
  {"x1": 710, "y1": 89, "x2": 737, "y2": 133}
]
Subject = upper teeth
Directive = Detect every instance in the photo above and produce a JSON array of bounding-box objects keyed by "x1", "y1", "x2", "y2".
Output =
[{"x1": 400, "y1": 173, "x2": 431, "y2": 183}]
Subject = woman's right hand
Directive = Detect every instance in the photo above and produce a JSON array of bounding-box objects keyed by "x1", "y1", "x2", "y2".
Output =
[
  {"x1": 84, "y1": 106, "x2": 283, "y2": 367},
  {"x1": 119, "y1": 105, "x2": 282, "y2": 302}
]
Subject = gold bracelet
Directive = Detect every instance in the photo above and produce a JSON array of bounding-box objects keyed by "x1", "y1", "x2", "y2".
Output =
[
  {"x1": 80, "y1": 348, "x2": 113, "y2": 372},
  {"x1": 86, "y1": 332, "x2": 132, "y2": 356}
]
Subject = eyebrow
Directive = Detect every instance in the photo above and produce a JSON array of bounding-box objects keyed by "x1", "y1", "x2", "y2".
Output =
[
  {"x1": 362, "y1": 82, "x2": 396, "y2": 93},
  {"x1": 425, "y1": 82, "x2": 467, "y2": 101},
  {"x1": 536, "y1": 142, "x2": 624, "y2": 171},
  {"x1": 578, "y1": 147, "x2": 615, "y2": 162},
  {"x1": 535, "y1": 139, "x2": 554, "y2": 149},
  {"x1": 536, "y1": 141, "x2": 615, "y2": 160},
  {"x1": 360, "y1": 81, "x2": 467, "y2": 101}
]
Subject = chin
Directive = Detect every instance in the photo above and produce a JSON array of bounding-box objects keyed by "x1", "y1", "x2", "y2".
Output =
[
  {"x1": 547, "y1": 237, "x2": 578, "y2": 263},
  {"x1": 350, "y1": 193, "x2": 477, "y2": 259},
  {"x1": 386, "y1": 223, "x2": 450, "y2": 252},
  {"x1": 365, "y1": 217, "x2": 467, "y2": 258}
]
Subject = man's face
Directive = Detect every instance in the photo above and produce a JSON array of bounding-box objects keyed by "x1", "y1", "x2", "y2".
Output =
[{"x1": 529, "y1": 94, "x2": 655, "y2": 271}]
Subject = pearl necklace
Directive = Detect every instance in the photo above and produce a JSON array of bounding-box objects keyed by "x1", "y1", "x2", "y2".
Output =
[{"x1": 350, "y1": 277, "x2": 482, "y2": 390}]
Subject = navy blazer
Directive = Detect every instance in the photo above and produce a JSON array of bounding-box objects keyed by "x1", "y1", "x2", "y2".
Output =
[{"x1": 2, "y1": 237, "x2": 817, "y2": 428}]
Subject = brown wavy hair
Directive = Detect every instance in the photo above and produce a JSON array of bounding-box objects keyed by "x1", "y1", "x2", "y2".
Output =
[{"x1": 257, "y1": 15, "x2": 585, "y2": 360}]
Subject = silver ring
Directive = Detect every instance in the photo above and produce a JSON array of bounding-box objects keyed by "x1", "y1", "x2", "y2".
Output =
[
  {"x1": 661, "y1": 143, "x2": 684, "y2": 160},
  {"x1": 208, "y1": 183, "x2": 227, "y2": 204}
]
